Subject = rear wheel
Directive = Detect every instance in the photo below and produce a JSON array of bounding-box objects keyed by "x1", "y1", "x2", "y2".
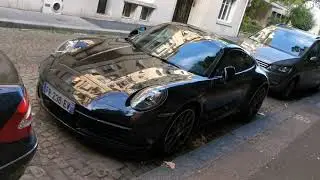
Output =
[
  {"x1": 159, "y1": 108, "x2": 196, "y2": 154},
  {"x1": 240, "y1": 87, "x2": 268, "y2": 122}
]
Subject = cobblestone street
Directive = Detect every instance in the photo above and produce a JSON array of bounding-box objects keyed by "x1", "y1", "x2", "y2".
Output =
[{"x1": 0, "y1": 27, "x2": 301, "y2": 180}]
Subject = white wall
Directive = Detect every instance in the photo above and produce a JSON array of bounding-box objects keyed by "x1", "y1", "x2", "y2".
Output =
[
  {"x1": 63, "y1": 0, "x2": 177, "y2": 25},
  {"x1": 100, "y1": 0, "x2": 177, "y2": 25},
  {"x1": 62, "y1": 0, "x2": 99, "y2": 17},
  {"x1": 0, "y1": 0, "x2": 42, "y2": 11},
  {"x1": 188, "y1": 0, "x2": 211, "y2": 26},
  {"x1": 149, "y1": 0, "x2": 177, "y2": 25},
  {"x1": 188, "y1": 0, "x2": 249, "y2": 37}
]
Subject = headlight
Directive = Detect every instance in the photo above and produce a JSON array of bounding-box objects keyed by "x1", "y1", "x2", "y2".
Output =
[
  {"x1": 130, "y1": 86, "x2": 168, "y2": 111},
  {"x1": 267, "y1": 65, "x2": 292, "y2": 73},
  {"x1": 55, "y1": 38, "x2": 101, "y2": 54}
]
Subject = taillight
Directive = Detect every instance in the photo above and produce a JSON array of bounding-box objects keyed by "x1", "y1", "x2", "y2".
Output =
[{"x1": 0, "y1": 88, "x2": 32, "y2": 143}]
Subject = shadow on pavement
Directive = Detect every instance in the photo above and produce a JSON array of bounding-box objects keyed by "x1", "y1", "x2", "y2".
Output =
[{"x1": 268, "y1": 88, "x2": 319, "y2": 101}]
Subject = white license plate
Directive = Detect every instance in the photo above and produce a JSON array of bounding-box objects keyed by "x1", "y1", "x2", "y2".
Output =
[{"x1": 43, "y1": 82, "x2": 75, "y2": 114}]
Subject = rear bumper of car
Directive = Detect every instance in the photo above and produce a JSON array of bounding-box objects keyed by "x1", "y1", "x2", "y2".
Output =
[{"x1": 0, "y1": 132, "x2": 38, "y2": 179}]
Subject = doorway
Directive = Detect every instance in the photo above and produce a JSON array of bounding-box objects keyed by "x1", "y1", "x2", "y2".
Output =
[
  {"x1": 97, "y1": 0, "x2": 108, "y2": 14},
  {"x1": 172, "y1": 0, "x2": 194, "y2": 23}
]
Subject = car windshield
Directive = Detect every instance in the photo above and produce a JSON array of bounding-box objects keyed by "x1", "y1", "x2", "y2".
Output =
[
  {"x1": 250, "y1": 26, "x2": 316, "y2": 56},
  {"x1": 131, "y1": 24, "x2": 223, "y2": 76}
]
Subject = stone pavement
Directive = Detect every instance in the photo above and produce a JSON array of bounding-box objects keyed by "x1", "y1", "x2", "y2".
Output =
[
  {"x1": 249, "y1": 118, "x2": 320, "y2": 180},
  {"x1": 0, "y1": 7, "x2": 135, "y2": 35}
]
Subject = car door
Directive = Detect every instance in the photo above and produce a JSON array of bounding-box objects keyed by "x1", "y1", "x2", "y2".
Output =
[
  {"x1": 203, "y1": 49, "x2": 255, "y2": 121},
  {"x1": 299, "y1": 41, "x2": 320, "y2": 88}
]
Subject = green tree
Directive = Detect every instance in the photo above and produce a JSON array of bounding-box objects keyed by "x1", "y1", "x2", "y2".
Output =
[{"x1": 289, "y1": 6, "x2": 315, "y2": 31}]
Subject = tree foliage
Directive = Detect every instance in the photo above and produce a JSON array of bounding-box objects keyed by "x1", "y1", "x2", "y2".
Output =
[
  {"x1": 247, "y1": 0, "x2": 272, "y2": 19},
  {"x1": 290, "y1": 6, "x2": 315, "y2": 30}
]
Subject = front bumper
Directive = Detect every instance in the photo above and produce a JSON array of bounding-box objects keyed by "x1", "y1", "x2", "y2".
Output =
[
  {"x1": 37, "y1": 81, "x2": 171, "y2": 153},
  {"x1": 0, "y1": 132, "x2": 38, "y2": 179},
  {"x1": 259, "y1": 67, "x2": 294, "y2": 92}
]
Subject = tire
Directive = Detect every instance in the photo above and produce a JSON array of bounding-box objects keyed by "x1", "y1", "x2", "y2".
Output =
[
  {"x1": 240, "y1": 87, "x2": 268, "y2": 122},
  {"x1": 281, "y1": 79, "x2": 297, "y2": 99},
  {"x1": 312, "y1": 84, "x2": 320, "y2": 91},
  {"x1": 157, "y1": 108, "x2": 196, "y2": 155}
]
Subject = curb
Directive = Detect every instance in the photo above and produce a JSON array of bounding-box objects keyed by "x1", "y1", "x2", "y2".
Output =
[{"x1": 0, "y1": 19, "x2": 131, "y2": 36}]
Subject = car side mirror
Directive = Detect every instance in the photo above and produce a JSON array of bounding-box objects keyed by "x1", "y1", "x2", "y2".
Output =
[
  {"x1": 128, "y1": 26, "x2": 147, "y2": 38},
  {"x1": 310, "y1": 56, "x2": 319, "y2": 62},
  {"x1": 223, "y1": 66, "x2": 236, "y2": 82}
]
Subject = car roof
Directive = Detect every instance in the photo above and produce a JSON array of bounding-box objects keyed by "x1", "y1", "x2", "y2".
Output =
[{"x1": 276, "y1": 24, "x2": 319, "y2": 41}]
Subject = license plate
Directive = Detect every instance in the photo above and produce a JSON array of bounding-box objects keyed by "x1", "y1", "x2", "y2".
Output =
[{"x1": 43, "y1": 82, "x2": 75, "y2": 114}]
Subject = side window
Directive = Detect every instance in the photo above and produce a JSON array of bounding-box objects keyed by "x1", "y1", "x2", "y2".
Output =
[
  {"x1": 215, "y1": 50, "x2": 255, "y2": 76},
  {"x1": 307, "y1": 41, "x2": 320, "y2": 59}
]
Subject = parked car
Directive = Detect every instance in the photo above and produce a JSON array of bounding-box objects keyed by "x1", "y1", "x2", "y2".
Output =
[
  {"x1": 0, "y1": 51, "x2": 37, "y2": 179},
  {"x1": 37, "y1": 23, "x2": 268, "y2": 154},
  {"x1": 241, "y1": 25, "x2": 320, "y2": 98}
]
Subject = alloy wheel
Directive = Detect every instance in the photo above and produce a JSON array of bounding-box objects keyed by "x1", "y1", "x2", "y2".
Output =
[
  {"x1": 248, "y1": 87, "x2": 267, "y2": 117},
  {"x1": 163, "y1": 109, "x2": 195, "y2": 154}
]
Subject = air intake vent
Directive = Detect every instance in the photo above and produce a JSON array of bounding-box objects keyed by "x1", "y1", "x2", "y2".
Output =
[{"x1": 256, "y1": 60, "x2": 269, "y2": 68}]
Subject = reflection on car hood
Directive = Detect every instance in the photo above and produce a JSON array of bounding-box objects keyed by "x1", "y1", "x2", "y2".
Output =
[
  {"x1": 49, "y1": 37, "x2": 196, "y2": 106},
  {"x1": 241, "y1": 39, "x2": 296, "y2": 64}
]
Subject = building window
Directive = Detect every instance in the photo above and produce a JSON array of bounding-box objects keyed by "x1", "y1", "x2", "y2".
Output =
[
  {"x1": 218, "y1": 0, "x2": 235, "y2": 21},
  {"x1": 97, "y1": 0, "x2": 108, "y2": 14},
  {"x1": 140, "y1": 7, "x2": 153, "y2": 21},
  {"x1": 122, "y1": 2, "x2": 137, "y2": 18}
]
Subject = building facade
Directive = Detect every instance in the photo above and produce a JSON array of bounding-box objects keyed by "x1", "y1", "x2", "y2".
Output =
[{"x1": 0, "y1": 0, "x2": 249, "y2": 36}]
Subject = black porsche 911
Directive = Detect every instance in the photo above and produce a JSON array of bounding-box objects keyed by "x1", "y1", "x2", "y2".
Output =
[{"x1": 38, "y1": 23, "x2": 268, "y2": 154}]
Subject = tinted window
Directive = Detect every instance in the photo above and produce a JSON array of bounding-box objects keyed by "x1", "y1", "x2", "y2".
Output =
[
  {"x1": 132, "y1": 24, "x2": 211, "y2": 59},
  {"x1": 250, "y1": 26, "x2": 315, "y2": 56},
  {"x1": 131, "y1": 24, "x2": 225, "y2": 76},
  {"x1": 216, "y1": 50, "x2": 254, "y2": 75},
  {"x1": 167, "y1": 40, "x2": 223, "y2": 76}
]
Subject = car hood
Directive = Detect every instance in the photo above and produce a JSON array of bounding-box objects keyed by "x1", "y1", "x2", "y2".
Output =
[
  {"x1": 47, "y1": 37, "x2": 196, "y2": 106},
  {"x1": 241, "y1": 39, "x2": 297, "y2": 64}
]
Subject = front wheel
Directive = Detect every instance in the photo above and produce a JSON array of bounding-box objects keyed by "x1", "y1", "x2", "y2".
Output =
[
  {"x1": 240, "y1": 87, "x2": 268, "y2": 122},
  {"x1": 281, "y1": 79, "x2": 296, "y2": 99},
  {"x1": 159, "y1": 108, "x2": 196, "y2": 155}
]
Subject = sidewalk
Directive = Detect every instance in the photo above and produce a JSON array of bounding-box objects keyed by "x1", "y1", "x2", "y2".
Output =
[
  {"x1": 137, "y1": 93, "x2": 320, "y2": 180},
  {"x1": 0, "y1": 7, "x2": 137, "y2": 35}
]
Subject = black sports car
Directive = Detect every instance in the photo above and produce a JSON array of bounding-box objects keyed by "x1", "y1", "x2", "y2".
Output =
[
  {"x1": 0, "y1": 51, "x2": 37, "y2": 179},
  {"x1": 38, "y1": 23, "x2": 268, "y2": 154},
  {"x1": 241, "y1": 25, "x2": 320, "y2": 98}
]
